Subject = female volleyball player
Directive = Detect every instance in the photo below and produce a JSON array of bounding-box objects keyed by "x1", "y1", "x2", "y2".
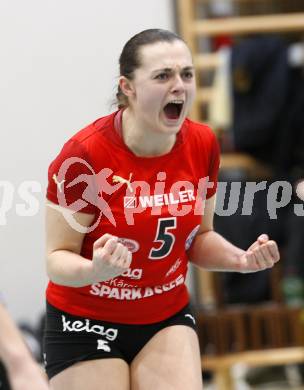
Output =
[{"x1": 44, "y1": 29, "x2": 280, "y2": 390}]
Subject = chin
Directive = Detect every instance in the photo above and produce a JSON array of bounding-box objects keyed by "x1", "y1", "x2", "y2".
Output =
[
  {"x1": 164, "y1": 118, "x2": 185, "y2": 131},
  {"x1": 159, "y1": 116, "x2": 182, "y2": 131}
]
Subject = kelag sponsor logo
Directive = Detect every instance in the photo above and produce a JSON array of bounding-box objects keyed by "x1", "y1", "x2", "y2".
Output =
[{"x1": 61, "y1": 315, "x2": 118, "y2": 341}]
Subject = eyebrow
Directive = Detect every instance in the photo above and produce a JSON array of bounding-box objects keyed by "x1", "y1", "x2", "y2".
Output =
[{"x1": 152, "y1": 66, "x2": 194, "y2": 74}]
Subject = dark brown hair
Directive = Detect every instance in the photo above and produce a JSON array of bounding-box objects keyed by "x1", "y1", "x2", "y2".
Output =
[{"x1": 116, "y1": 29, "x2": 185, "y2": 109}]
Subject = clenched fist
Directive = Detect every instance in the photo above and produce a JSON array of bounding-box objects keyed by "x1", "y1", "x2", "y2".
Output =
[
  {"x1": 91, "y1": 233, "x2": 132, "y2": 282},
  {"x1": 239, "y1": 234, "x2": 280, "y2": 273}
]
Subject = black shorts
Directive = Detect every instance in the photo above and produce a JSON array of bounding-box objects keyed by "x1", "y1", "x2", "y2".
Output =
[{"x1": 43, "y1": 302, "x2": 197, "y2": 380}]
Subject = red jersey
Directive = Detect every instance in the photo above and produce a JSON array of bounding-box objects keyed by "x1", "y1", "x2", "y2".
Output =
[{"x1": 46, "y1": 110, "x2": 220, "y2": 324}]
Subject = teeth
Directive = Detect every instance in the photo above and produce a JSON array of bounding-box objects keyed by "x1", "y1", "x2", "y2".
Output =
[{"x1": 168, "y1": 100, "x2": 184, "y2": 105}]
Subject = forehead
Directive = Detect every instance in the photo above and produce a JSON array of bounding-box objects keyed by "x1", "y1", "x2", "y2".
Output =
[{"x1": 137, "y1": 40, "x2": 193, "y2": 72}]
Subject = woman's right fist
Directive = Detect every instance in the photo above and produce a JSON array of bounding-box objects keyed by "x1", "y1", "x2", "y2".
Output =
[{"x1": 91, "y1": 234, "x2": 132, "y2": 282}]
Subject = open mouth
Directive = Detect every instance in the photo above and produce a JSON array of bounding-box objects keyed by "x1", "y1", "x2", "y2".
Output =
[{"x1": 163, "y1": 101, "x2": 184, "y2": 120}]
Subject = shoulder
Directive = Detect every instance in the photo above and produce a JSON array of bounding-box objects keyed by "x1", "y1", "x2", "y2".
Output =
[
  {"x1": 183, "y1": 118, "x2": 221, "y2": 175},
  {"x1": 51, "y1": 112, "x2": 117, "y2": 162},
  {"x1": 184, "y1": 117, "x2": 218, "y2": 147},
  {"x1": 46, "y1": 113, "x2": 117, "y2": 212},
  {"x1": 69, "y1": 111, "x2": 116, "y2": 148}
]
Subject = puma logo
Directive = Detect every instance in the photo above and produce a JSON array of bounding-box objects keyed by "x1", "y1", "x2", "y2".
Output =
[
  {"x1": 113, "y1": 173, "x2": 133, "y2": 193},
  {"x1": 185, "y1": 314, "x2": 196, "y2": 325},
  {"x1": 52, "y1": 174, "x2": 65, "y2": 193}
]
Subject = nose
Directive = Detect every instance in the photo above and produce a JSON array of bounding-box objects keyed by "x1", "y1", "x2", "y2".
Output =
[{"x1": 171, "y1": 74, "x2": 185, "y2": 95}]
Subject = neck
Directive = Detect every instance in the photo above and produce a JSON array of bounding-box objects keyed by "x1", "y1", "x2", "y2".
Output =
[{"x1": 121, "y1": 108, "x2": 177, "y2": 157}]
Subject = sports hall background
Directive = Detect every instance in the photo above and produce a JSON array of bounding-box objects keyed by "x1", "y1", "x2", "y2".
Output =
[{"x1": 1, "y1": 1, "x2": 304, "y2": 388}]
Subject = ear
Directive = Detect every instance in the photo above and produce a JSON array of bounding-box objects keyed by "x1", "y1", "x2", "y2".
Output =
[{"x1": 119, "y1": 76, "x2": 135, "y2": 98}]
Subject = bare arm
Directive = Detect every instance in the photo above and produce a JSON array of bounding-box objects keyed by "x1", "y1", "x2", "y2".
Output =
[
  {"x1": 46, "y1": 201, "x2": 96, "y2": 286},
  {"x1": 46, "y1": 201, "x2": 132, "y2": 287},
  {"x1": 188, "y1": 195, "x2": 280, "y2": 273},
  {"x1": 0, "y1": 302, "x2": 49, "y2": 390}
]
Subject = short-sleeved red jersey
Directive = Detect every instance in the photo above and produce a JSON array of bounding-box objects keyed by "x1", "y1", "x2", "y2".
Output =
[{"x1": 46, "y1": 110, "x2": 220, "y2": 324}]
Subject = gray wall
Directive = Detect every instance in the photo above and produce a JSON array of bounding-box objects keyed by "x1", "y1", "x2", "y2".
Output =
[{"x1": 0, "y1": 0, "x2": 174, "y2": 324}]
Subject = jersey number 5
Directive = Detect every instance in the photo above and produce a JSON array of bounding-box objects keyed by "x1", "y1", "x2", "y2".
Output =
[{"x1": 149, "y1": 217, "x2": 176, "y2": 260}]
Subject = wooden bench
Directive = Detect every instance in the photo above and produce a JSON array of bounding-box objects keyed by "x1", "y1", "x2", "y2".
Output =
[
  {"x1": 197, "y1": 305, "x2": 304, "y2": 389},
  {"x1": 202, "y1": 347, "x2": 304, "y2": 389}
]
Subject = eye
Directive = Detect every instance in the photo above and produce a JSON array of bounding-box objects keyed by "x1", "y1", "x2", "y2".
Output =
[
  {"x1": 155, "y1": 73, "x2": 169, "y2": 81},
  {"x1": 182, "y1": 71, "x2": 194, "y2": 80}
]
